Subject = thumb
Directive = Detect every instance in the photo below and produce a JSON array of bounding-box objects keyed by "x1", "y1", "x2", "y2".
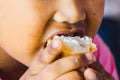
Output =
[
  {"x1": 19, "y1": 38, "x2": 63, "y2": 80},
  {"x1": 89, "y1": 60, "x2": 107, "y2": 75}
]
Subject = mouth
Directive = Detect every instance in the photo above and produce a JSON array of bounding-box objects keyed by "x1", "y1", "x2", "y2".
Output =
[
  {"x1": 54, "y1": 21, "x2": 86, "y2": 37},
  {"x1": 43, "y1": 27, "x2": 85, "y2": 47},
  {"x1": 42, "y1": 21, "x2": 86, "y2": 48},
  {"x1": 55, "y1": 28, "x2": 85, "y2": 37}
]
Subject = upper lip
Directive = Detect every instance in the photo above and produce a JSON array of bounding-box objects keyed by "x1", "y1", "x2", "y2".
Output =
[
  {"x1": 54, "y1": 21, "x2": 86, "y2": 37},
  {"x1": 51, "y1": 27, "x2": 85, "y2": 38}
]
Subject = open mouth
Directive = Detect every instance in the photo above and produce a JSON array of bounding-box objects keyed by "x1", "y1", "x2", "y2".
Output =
[
  {"x1": 52, "y1": 26, "x2": 85, "y2": 38},
  {"x1": 42, "y1": 20, "x2": 86, "y2": 48},
  {"x1": 43, "y1": 27, "x2": 85, "y2": 47},
  {"x1": 56, "y1": 29, "x2": 85, "y2": 37}
]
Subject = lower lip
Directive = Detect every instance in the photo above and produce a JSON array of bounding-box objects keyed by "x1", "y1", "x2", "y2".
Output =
[{"x1": 78, "y1": 27, "x2": 86, "y2": 37}]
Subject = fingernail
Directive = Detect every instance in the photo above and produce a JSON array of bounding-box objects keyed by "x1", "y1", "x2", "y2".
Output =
[
  {"x1": 85, "y1": 69, "x2": 96, "y2": 79},
  {"x1": 85, "y1": 53, "x2": 96, "y2": 62},
  {"x1": 52, "y1": 39, "x2": 60, "y2": 49},
  {"x1": 88, "y1": 71, "x2": 96, "y2": 79}
]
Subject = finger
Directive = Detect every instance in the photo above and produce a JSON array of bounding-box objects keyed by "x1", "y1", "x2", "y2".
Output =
[
  {"x1": 84, "y1": 68, "x2": 103, "y2": 80},
  {"x1": 38, "y1": 53, "x2": 96, "y2": 80},
  {"x1": 20, "y1": 38, "x2": 63, "y2": 79},
  {"x1": 88, "y1": 60, "x2": 114, "y2": 79},
  {"x1": 39, "y1": 38, "x2": 63, "y2": 64},
  {"x1": 31, "y1": 38, "x2": 63, "y2": 74},
  {"x1": 56, "y1": 71, "x2": 84, "y2": 80},
  {"x1": 89, "y1": 60, "x2": 108, "y2": 76}
]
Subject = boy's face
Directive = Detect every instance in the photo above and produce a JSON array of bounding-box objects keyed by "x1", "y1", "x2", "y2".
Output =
[{"x1": 0, "y1": 0, "x2": 104, "y2": 66}]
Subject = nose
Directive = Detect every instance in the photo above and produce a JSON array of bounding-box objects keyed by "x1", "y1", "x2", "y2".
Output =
[{"x1": 53, "y1": 0, "x2": 86, "y2": 23}]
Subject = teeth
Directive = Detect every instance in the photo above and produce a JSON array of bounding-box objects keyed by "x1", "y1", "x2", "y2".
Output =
[
  {"x1": 45, "y1": 30, "x2": 83, "y2": 48},
  {"x1": 55, "y1": 30, "x2": 83, "y2": 37}
]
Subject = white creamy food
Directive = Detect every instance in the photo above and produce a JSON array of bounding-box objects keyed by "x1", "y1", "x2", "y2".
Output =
[{"x1": 48, "y1": 35, "x2": 97, "y2": 57}]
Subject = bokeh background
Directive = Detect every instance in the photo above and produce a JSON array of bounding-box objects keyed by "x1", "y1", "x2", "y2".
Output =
[{"x1": 98, "y1": 0, "x2": 120, "y2": 78}]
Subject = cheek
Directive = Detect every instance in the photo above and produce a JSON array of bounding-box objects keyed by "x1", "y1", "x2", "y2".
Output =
[
  {"x1": 0, "y1": 1, "x2": 45, "y2": 65},
  {"x1": 0, "y1": 0, "x2": 55, "y2": 66},
  {"x1": 84, "y1": 0, "x2": 104, "y2": 37}
]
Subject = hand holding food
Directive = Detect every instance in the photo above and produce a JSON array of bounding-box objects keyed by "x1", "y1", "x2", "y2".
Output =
[
  {"x1": 20, "y1": 37, "x2": 97, "y2": 80},
  {"x1": 20, "y1": 34, "x2": 115, "y2": 80}
]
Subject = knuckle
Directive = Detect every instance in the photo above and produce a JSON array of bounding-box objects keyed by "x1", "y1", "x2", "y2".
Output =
[
  {"x1": 73, "y1": 54, "x2": 88, "y2": 67},
  {"x1": 46, "y1": 45, "x2": 55, "y2": 55},
  {"x1": 39, "y1": 55, "x2": 48, "y2": 65},
  {"x1": 72, "y1": 55, "x2": 81, "y2": 66},
  {"x1": 65, "y1": 55, "x2": 87, "y2": 68}
]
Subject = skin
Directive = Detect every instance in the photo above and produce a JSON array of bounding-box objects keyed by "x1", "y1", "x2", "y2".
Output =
[{"x1": 0, "y1": 0, "x2": 114, "y2": 80}]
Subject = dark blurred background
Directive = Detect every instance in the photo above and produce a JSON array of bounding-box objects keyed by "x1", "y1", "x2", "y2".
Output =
[{"x1": 98, "y1": 0, "x2": 120, "y2": 77}]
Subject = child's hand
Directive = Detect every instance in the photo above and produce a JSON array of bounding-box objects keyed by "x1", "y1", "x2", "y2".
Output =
[
  {"x1": 19, "y1": 38, "x2": 114, "y2": 80},
  {"x1": 84, "y1": 60, "x2": 115, "y2": 80},
  {"x1": 19, "y1": 39, "x2": 95, "y2": 80}
]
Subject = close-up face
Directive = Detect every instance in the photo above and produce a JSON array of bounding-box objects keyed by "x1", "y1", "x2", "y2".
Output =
[{"x1": 0, "y1": 0, "x2": 104, "y2": 66}]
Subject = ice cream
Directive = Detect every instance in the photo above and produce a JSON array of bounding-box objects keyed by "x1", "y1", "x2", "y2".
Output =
[{"x1": 47, "y1": 35, "x2": 97, "y2": 57}]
